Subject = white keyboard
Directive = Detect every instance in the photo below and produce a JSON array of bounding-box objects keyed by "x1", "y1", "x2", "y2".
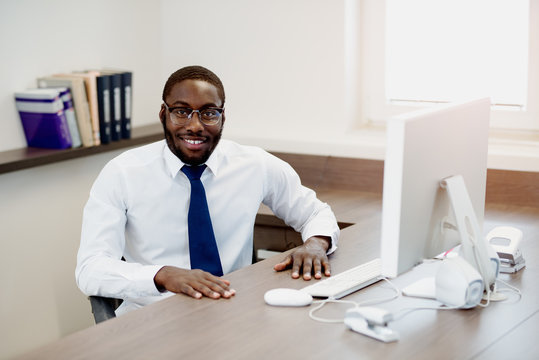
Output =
[{"x1": 301, "y1": 258, "x2": 383, "y2": 299}]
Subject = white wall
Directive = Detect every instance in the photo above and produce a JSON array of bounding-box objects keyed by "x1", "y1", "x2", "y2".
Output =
[
  {"x1": 0, "y1": 149, "x2": 127, "y2": 358},
  {"x1": 161, "y1": 0, "x2": 347, "y2": 136},
  {"x1": 158, "y1": 0, "x2": 371, "y2": 157}
]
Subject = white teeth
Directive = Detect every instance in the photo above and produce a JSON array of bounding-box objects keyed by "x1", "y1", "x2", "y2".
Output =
[{"x1": 185, "y1": 139, "x2": 203, "y2": 145}]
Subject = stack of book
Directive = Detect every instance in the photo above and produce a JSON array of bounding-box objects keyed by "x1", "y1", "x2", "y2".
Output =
[{"x1": 15, "y1": 68, "x2": 133, "y2": 149}]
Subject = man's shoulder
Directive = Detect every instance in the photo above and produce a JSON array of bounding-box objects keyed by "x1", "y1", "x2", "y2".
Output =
[
  {"x1": 217, "y1": 139, "x2": 291, "y2": 174},
  {"x1": 110, "y1": 140, "x2": 166, "y2": 168},
  {"x1": 218, "y1": 139, "x2": 269, "y2": 159}
]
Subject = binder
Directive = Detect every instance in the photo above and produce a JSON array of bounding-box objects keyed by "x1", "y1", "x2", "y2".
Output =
[
  {"x1": 15, "y1": 88, "x2": 73, "y2": 149},
  {"x1": 37, "y1": 76, "x2": 95, "y2": 147},
  {"x1": 85, "y1": 70, "x2": 121, "y2": 141},
  {"x1": 119, "y1": 71, "x2": 132, "y2": 139},
  {"x1": 108, "y1": 73, "x2": 122, "y2": 141},
  {"x1": 95, "y1": 74, "x2": 112, "y2": 144}
]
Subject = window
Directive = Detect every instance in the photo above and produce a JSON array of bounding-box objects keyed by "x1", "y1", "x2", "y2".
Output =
[
  {"x1": 387, "y1": 0, "x2": 528, "y2": 107},
  {"x1": 359, "y1": 0, "x2": 539, "y2": 131}
]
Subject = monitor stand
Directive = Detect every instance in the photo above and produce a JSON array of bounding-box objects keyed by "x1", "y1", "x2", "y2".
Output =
[
  {"x1": 402, "y1": 175, "x2": 500, "y2": 303},
  {"x1": 442, "y1": 175, "x2": 499, "y2": 291}
]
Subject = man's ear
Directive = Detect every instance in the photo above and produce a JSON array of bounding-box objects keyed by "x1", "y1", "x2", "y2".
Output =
[
  {"x1": 221, "y1": 109, "x2": 226, "y2": 126},
  {"x1": 159, "y1": 105, "x2": 166, "y2": 124}
]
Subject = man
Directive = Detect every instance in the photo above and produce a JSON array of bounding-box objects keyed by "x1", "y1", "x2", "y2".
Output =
[{"x1": 76, "y1": 66, "x2": 339, "y2": 315}]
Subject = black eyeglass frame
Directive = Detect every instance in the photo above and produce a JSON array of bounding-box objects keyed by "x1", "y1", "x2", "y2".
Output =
[{"x1": 163, "y1": 102, "x2": 224, "y2": 126}]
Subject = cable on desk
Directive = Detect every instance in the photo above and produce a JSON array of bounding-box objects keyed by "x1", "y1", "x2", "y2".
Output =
[
  {"x1": 389, "y1": 278, "x2": 523, "y2": 322},
  {"x1": 494, "y1": 278, "x2": 522, "y2": 302},
  {"x1": 308, "y1": 299, "x2": 359, "y2": 324},
  {"x1": 308, "y1": 277, "x2": 401, "y2": 324},
  {"x1": 391, "y1": 304, "x2": 460, "y2": 322},
  {"x1": 307, "y1": 274, "x2": 523, "y2": 326}
]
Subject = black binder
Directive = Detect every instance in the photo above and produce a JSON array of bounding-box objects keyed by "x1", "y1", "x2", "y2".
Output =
[
  {"x1": 119, "y1": 71, "x2": 132, "y2": 139},
  {"x1": 96, "y1": 74, "x2": 112, "y2": 144}
]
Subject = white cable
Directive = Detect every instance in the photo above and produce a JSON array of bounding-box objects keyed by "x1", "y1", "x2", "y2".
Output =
[
  {"x1": 477, "y1": 289, "x2": 491, "y2": 308},
  {"x1": 394, "y1": 278, "x2": 523, "y2": 319},
  {"x1": 308, "y1": 275, "x2": 522, "y2": 325},
  {"x1": 477, "y1": 272, "x2": 523, "y2": 308},
  {"x1": 308, "y1": 299, "x2": 358, "y2": 324},
  {"x1": 392, "y1": 304, "x2": 460, "y2": 322},
  {"x1": 308, "y1": 277, "x2": 401, "y2": 324},
  {"x1": 495, "y1": 278, "x2": 522, "y2": 302},
  {"x1": 358, "y1": 278, "x2": 402, "y2": 306}
]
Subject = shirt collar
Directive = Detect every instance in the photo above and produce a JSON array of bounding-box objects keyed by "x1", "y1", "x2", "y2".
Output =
[{"x1": 162, "y1": 140, "x2": 224, "y2": 178}]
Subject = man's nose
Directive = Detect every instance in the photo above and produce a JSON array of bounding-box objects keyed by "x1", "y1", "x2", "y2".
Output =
[{"x1": 185, "y1": 111, "x2": 204, "y2": 131}]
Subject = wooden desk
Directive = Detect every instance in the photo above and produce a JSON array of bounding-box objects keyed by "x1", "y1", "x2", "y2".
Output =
[{"x1": 16, "y1": 192, "x2": 539, "y2": 360}]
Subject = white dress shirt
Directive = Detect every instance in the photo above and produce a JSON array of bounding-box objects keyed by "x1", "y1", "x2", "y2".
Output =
[{"x1": 76, "y1": 139, "x2": 340, "y2": 315}]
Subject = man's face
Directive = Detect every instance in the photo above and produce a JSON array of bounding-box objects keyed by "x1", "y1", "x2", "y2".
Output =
[{"x1": 160, "y1": 79, "x2": 225, "y2": 166}]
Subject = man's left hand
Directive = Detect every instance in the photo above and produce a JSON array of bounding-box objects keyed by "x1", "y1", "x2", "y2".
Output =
[{"x1": 273, "y1": 236, "x2": 331, "y2": 280}]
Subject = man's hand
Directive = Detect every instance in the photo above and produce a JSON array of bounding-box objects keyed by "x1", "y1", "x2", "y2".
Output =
[
  {"x1": 154, "y1": 266, "x2": 236, "y2": 299},
  {"x1": 273, "y1": 236, "x2": 331, "y2": 280}
]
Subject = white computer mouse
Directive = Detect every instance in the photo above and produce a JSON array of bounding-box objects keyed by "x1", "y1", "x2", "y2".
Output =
[{"x1": 264, "y1": 288, "x2": 313, "y2": 307}]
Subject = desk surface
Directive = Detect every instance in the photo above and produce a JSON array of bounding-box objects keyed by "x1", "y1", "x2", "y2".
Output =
[{"x1": 17, "y1": 191, "x2": 539, "y2": 360}]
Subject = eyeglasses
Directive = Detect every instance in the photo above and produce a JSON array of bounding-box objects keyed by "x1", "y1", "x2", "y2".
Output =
[{"x1": 163, "y1": 102, "x2": 224, "y2": 126}]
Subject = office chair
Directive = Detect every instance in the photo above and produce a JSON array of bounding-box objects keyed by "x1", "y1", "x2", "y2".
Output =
[{"x1": 89, "y1": 296, "x2": 123, "y2": 324}]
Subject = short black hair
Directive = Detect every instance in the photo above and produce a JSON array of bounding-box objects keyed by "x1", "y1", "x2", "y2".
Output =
[{"x1": 162, "y1": 65, "x2": 225, "y2": 106}]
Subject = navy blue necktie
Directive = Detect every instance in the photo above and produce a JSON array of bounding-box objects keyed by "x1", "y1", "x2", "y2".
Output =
[{"x1": 181, "y1": 165, "x2": 223, "y2": 276}]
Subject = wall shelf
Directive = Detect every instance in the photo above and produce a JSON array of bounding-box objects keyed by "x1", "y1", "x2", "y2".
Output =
[
  {"x1": 0, "y1": 124, "x2": 163, "y2": 175},
  {"x1": 2, "y1": 123, "x2": 538, "y2": 209}
]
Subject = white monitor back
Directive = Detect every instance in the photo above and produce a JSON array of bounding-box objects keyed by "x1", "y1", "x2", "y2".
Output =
[{"x1": 381, "y1": 98, "x2": 490, "y2": 278}]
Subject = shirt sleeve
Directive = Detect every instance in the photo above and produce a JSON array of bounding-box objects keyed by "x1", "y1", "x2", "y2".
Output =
[
  {"x1": 261, "y1": 152, "x2": 340, "y2": 254},
  {"x1": 75, "y1": 159, "x2": 163, "y2": 300}
]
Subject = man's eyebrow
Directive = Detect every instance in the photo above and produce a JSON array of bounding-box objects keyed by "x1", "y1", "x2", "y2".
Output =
[
  {"x1": 169, "y1": 101, "x2": 221, "y2": 108},
  {"x1": 168, "y1": 100, "x2": 191, "y2": 107}
]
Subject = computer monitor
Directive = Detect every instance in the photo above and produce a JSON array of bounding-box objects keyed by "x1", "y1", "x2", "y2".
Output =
[{"x1": 380, "y1": 98, "x2": 492, "y2": 282}]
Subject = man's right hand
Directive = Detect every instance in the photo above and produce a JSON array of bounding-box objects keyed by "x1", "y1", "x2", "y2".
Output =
[{"x1": 154, "y1": 266, "x2": 235, "y2": 299}]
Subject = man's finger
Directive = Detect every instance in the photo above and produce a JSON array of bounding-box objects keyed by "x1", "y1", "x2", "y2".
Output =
[
  {"x1": 195, "y1": 283, "x2": 222, "y2": 299},
  {"x1": 181, "y1": 284, "x2": 203, "y2": 299},
  {"x1": 322, "y1": 258, "x2": 331, "y2": 276},
  {"x1": 290, "y1": 255, "x2": 303, "y2": 279},
  {"x1": 312, "y1": 258, "x2": 322, "y2": 279},
  {"x1": 273, "y1": 255, "x2": 293, "y2": 271},
  {"x1": 204, "y1": 279, "x2": 235, "y2": 298},
  {"x1": 302, "y1": 258, "x2": 313, "y2": 280}
]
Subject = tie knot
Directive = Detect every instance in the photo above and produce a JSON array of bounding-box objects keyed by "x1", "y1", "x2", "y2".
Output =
[{"x1": 182, "y1": 164, "x2": 207, "y2": 181}]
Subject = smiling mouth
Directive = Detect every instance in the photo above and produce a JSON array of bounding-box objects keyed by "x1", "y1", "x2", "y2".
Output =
[
  {"x1": 184, "y1": 139, "x2": 204, "y2": 145},
  {"x1": 179, "y1": 135, "x2": 208, "y2": 149}
]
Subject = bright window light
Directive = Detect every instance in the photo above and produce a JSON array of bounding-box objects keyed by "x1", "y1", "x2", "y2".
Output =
[{"x1": 386, "y1": 0, "x2": 529, "y2": 108}]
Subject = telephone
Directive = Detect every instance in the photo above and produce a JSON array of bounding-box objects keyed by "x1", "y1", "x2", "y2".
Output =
[{"x1": 486, "y1": 226, "x2": 525, "y2": 273}]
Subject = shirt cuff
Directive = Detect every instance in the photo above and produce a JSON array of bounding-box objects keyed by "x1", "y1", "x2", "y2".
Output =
[
  {"x1": 302, "y1": 228, "x2": 340, "y2": 255},
  {"x1": 129, "y1": 264, "x2": 166, "y2": 297}
]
